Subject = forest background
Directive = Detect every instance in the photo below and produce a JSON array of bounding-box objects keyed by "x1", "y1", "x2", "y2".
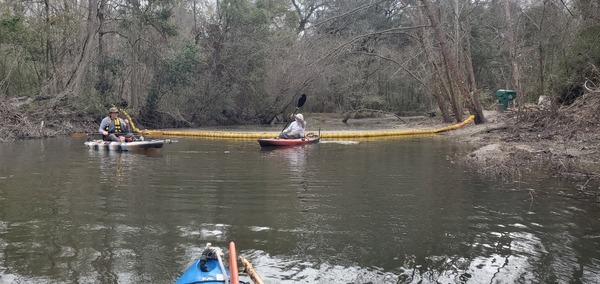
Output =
[{"x1": 0, "y1": 0, "x2": 599, "y2": 139}]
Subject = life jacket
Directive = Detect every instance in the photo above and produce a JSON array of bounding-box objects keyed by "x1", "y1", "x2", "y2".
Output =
[{"x1": 104, "y1": 118, "x2": 124, "y2": 133}]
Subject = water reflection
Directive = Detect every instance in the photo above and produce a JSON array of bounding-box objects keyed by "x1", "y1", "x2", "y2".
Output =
[
  {"x1": 260, "y1": 146, "x2": 309, "y2": 180},
  {"x1": 87, "y1": 150, "x2": 150, "y2": 180},
  {"x1": 262, "y1": 147, "x2": 307, "y2": 170}
]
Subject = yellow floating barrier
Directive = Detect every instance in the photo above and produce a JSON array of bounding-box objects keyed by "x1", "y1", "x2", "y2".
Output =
[{"x1": 122, "y1": 111, "x2": 475, "y2": 139}]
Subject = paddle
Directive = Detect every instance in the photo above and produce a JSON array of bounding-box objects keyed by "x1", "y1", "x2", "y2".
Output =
[{"x1": 281, "y1": 94, "x2": 307, "y2": 133}]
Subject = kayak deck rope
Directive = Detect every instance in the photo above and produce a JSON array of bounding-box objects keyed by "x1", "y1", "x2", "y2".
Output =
[
  {"x1": 199, "y1": 243, "x2": 228, "y2": 284},
  {"x1": 122, "y1": 109, "x2": 474, "y2": 139}
]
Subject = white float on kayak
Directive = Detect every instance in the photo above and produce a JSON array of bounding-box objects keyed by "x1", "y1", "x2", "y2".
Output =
[{"x1": 84, "y1": 139, "x2": 171, "y2": 152}]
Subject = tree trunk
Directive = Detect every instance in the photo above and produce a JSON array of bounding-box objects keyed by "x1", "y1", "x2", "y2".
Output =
[
  {"x1": 65, "y1": 0, "x2": 99, "y2": 96},
  {"x1": 192, "y1": 0, "x2": 200, "y2": 44},
  {"x1": 98, "y1": 0, "x2": 107, "y2": 93},
  {"x1": 432, "y1": 81, "x2": 454, "y2": 123},
  {"x1": 504, "y1": 0, "x2": 523, "y2": 106},
  {"x1": 464, "y1": 3, "x2": 478, "y2": 92},
  {"x1": 463, "y1": 1, "x2": 485, "y2": 119},
  {"x1": 44, "y1": 0, "x2": 50, "y2": 80},
  {"x1": 420, "y1": 0, "x2": 486, "y2": 124},
  {"x1": 453, "y1": 0, "x2": 462, "y2": 72},
  {"x1": 452, "y1": 0, "x2": 468, "y2": 114},
  {"x1": 537, "y1": 1, "x2": 548, "y2": 100},
  {"x1": 416, "y1": 9, "x2": 453, "y2": 123},
  {"x1": 421, "y1": 1, "x2": 463, "y2": 121},
  {"x1": 130, "y1": 56, "x2": 141, "y2": 109}
]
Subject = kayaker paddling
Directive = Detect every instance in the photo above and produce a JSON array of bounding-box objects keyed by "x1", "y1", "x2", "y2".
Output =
[
  {"x1": 98, "y1": 107, "x2": 135, "y2": 142},
  {"x1": 258, "y1": 94, "x2": 320, "y2": 146},
  {"x1": 279, "y1": 113, "x2": 305, "y2": 139}
]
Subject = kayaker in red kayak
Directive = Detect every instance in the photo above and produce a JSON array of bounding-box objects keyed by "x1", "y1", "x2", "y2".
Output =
[{"x1": 279, "y1": 113, "x2": 306, "y2": 139}]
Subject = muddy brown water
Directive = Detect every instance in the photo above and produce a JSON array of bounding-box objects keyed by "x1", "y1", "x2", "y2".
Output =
[{"x1": 0, "y1": 136, "x2": 599, "y2": 283}]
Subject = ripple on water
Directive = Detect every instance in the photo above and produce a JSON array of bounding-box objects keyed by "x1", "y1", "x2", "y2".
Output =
[
  {"x1": 249, "y1": 226, "x2": 270, "y2": 232},
  {"x1": 178, "y1": 223, "x2": 228, "y2": 239},
  {"x1": 239, "y1": 250, "x2": 400, "y2": 283}
]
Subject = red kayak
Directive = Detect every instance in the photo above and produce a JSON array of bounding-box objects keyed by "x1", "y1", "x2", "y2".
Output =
[{"x1": 258, "y1": 136, "x2": 320, "y2": 147}]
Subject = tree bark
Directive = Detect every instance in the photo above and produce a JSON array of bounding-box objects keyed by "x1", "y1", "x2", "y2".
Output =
[
  {"x1": 416, "y1": 9, "x2": 453, "y2": 122},
  {"x1": 537, "y1": 1, "x2": 549, "y2": 101},
  {"x1": 452, "y1": 0, "x2": 462, "y2": 71},
  {"x1": 44, "y1": 0, "x2": 54, "y2": 83},
  {"x1": 463, "y1": 1, "x2": 485, "y2": 120},
  {"x1": 504, "y1": 0, "x2": 523, "y2": 105},
  {"x1": 65, "y1": 0, "x2": 99, "y2": 96},
  {"x1": 420, "y1": 0, "x2": 486, "y2": 124},
  {"x1": 98, "y1": 0, "x2": 108, "y2": 94},
  {"x1": 464, "y1": 2, "x2": 477, "y2": 92}
]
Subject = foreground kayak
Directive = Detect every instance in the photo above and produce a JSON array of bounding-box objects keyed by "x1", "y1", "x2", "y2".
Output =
[
  {"x1": 257, "y1": 135, "x2": 320, "y2": 147},
  {"x1": 177, "y1": 243, "x2": 252, "y2": 284},
  {"x1": 84, "y1": 139, "x2": 166, "y2": 152},
  {"x1": 176, "y1": 257, "x2": 230, "y2": 284}
]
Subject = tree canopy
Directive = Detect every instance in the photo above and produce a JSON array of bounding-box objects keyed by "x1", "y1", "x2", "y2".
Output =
[{"x1": 0, "y1": 0, "x2": 598, "y2": 127}]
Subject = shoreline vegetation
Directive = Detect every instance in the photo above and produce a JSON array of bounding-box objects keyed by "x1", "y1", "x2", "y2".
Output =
[{"x1": 1, "y1": 93, "x2": 599, "y2": 192}]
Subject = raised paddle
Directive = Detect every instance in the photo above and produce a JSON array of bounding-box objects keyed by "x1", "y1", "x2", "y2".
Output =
[{"x1": 281, "y1": 94, "x2": 307, "y2": 133}]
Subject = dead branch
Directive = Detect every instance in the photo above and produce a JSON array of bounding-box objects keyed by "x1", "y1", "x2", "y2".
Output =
[
  {"x1": 239, "y1": 256, "x2": 264, "y2": 284},
  {"x1": 584, "y1": 80, "x2": 599, "y2": 93}
]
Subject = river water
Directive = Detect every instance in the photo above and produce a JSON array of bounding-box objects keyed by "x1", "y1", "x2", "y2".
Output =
[{"x1": 0, "y1": 136, "x2": 599, "y2": 283}]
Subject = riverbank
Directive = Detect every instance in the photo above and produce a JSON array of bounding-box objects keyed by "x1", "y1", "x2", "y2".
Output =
[
  {"x1": 445, "y1": 94, "x2": 600, "y2": 190},
  {"x1": 0, "y1": 97, "x2": 95, "y2": 142}
]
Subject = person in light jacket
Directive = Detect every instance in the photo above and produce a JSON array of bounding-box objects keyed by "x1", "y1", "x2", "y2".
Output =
[{"x1": 279, "y1": 113, "x2": 305, "y2": 139}]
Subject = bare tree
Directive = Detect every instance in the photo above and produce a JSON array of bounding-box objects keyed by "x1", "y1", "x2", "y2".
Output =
[
  {"x1": 415, "y1": 8, "x2": 454, "y2": 122},
  {"x1": 504, "y1": 0, "x2": 522, "y2": 103},
  {"x1": 420, "y1": 0, "x2": 486, "y2": 124},
  {"x1": 291, "y1": 0, "x2": 326, "y2": 34},
  {"x1": 65, "y1": 0, "x2": 99, "y2": 97}
]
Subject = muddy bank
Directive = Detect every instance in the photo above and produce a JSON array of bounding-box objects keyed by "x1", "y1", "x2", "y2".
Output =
[
  {"x1": 445, "y1": 94, "x2": 600, "y2": 190},
  {"x1": 0, "y1": 97, "x2": 95, "y2": 142}
]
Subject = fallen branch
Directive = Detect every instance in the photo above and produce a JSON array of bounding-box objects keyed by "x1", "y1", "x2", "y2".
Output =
[
  {"x1": 584, "y1": 80, "x2": 599, "y2": 93},
  {"x1": 239, "y1": 256, "x2": 264, "y2": 284}
]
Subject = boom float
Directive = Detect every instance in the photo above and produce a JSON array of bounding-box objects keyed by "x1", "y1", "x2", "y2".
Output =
[{"x1": 126, "y1": 115, "x2": 475, "y2": 139}]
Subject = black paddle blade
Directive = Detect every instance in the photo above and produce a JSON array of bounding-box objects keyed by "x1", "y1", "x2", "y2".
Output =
[{"x1": 298, "y1": 94, "x2": 307, "y2": 108}]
